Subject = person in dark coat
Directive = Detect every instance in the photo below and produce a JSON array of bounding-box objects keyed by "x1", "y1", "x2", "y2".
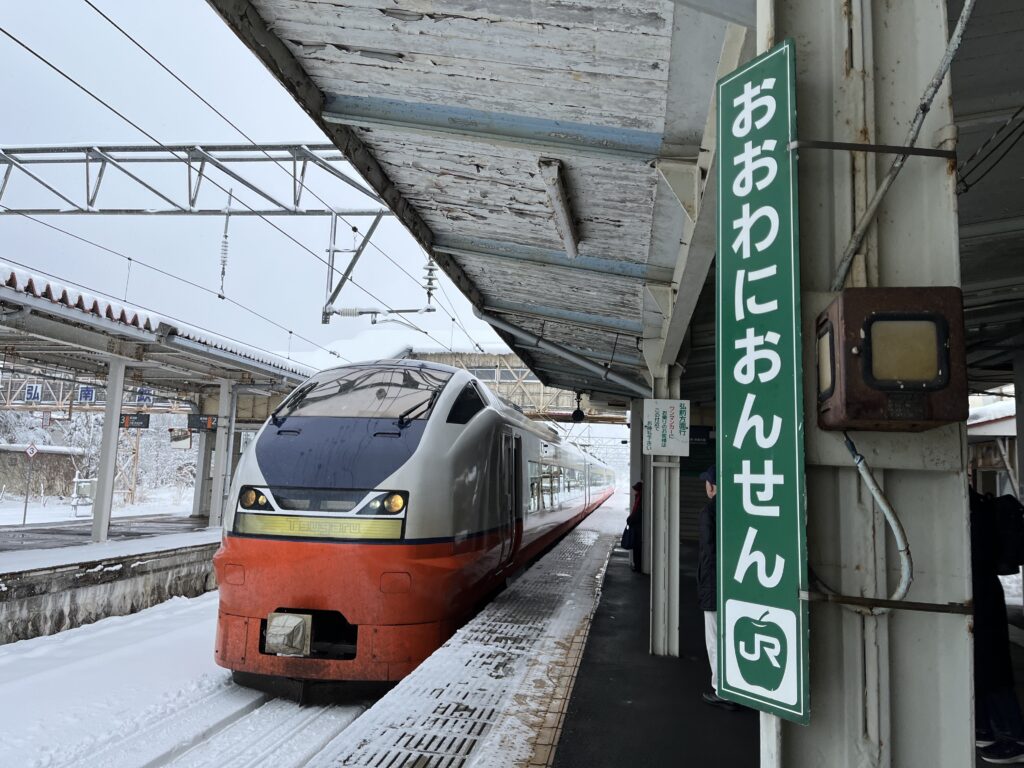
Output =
[
  {"x1": 697, "y1": 465, "x2": 737, "y2": 710},
  {"x1": 626, "y1": 481, "x2": 643, "y2": 572},
  {"x1": 972, "y1": 486, "x2": 1024, "y2": 763}
]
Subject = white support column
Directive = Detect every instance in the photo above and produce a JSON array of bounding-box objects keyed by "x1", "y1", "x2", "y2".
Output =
[
  {"x1": 1014, "y1": 354, "x2": 1024, "y2": 611},
  {"x1": 1014, "y1": 353, "x2": 1024, "y2": 502},
  {"x1": 667, "y1": 367, "x2": 681, "y2": 656},
  {"x1": 650, "y1": 371, "x2": 680, "y2": 656},
  {"x1": 91, "y1": 359, "x2": 125, "y2": 543},
  {"x1": 776, "y1": 0, "x2": 971, "y2": 765},
  {"x1": 190, "y1": 430, "x2": 213, "y2": 519},
  {"x1": 208, "y1": 380, "x2": 233, "y2": 528}
]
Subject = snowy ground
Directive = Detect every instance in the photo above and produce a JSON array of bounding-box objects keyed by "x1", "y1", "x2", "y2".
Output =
[
  {"x1": 0, "y1": 592, "x2": 363, "y2": 767},
  {"x1": 0, "y1": 485, "x2": 193, "y2": 527},
  {"x1": 0, "y1": 593, "x2": 225, "y2": 766}
]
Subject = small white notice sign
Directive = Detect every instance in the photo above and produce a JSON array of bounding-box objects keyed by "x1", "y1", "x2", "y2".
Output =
[{"x1": 642, "y1": 399, "x2": 690, "y2": 456}]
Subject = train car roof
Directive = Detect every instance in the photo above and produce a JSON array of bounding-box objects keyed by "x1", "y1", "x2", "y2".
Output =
[{"x1": 316, "y1": 358, "x2": 464, "y2": 376}]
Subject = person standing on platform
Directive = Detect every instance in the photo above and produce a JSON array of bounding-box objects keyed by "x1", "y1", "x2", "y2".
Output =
[
  {"x1": 626, "y1": 481, "x2": 643, "y2": 572},
  {"x1": 698, "y1": 465, "x2": 737, "y2": 711},
  {"x1": 972, "y1": 485, "x2": 1024, "y2": 763}
]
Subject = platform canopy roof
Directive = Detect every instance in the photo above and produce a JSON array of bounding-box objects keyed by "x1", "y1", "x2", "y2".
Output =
[
  {"x1": 0, "y1": 261, "x2": 313, "y2": 396},
  {"x1": 206, "y1": 0, "x2": 1024, "y2": 404},
  {"x1": 951, "y1": 0, "x2": 1024, "y2": 391},
  {"x1": 209, "y1": 0, "x2": 756, "y2": 405}
]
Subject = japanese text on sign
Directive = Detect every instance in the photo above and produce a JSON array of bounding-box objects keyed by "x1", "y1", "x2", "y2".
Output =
[
  {"x1": 715, "y1": 39, "x2": 809, "y2": 724},
  {"x1": 642, "y1": 399, "x2": 690, "y2": 456}
]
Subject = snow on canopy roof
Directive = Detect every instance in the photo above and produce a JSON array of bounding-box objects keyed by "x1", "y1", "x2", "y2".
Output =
[
  {"x1": 0, "y1": 262, "x2": 158, "y2": 331},
  {"x1": 0, "y1": 261, "x2": 315, "y2": 380},
  {"x1": 161, "y1": 322, "x2": 316, "y2": 379},
  {"x1": 968, "y1": 399, "x2": 1016, "y2": 426}
]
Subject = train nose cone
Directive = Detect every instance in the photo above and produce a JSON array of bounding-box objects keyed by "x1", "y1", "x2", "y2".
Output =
[{"x1": 265, "y1": 612, "x2": 312, "y2": 656}]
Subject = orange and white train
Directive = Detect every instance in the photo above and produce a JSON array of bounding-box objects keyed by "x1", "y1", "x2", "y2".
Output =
[{"x1": 213, "y1": 359, "x2": 615, "y2": 685}]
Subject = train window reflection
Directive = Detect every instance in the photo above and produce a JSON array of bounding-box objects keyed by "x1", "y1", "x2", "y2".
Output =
[
  {"x1": 447, "y1": 384, "x2": 486, "y2": 424},
  {"x1": 279, "y1": 365, "x2": 453, "y2": 420}
]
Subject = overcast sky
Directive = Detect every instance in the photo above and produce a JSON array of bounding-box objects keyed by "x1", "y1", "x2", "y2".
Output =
[{"x1": 0, "y1": 0, "x2": 506, "y2": 371}]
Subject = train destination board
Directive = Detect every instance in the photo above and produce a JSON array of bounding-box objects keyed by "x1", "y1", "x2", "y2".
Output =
[
  {"x1": 187, "y1": 414, "x2": 219, "y2": 432},
  {"x1": 119, "y1": 413, "x2": 151, "y2": 429}
]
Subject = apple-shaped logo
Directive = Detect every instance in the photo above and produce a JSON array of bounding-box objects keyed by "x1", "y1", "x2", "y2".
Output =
[{"x1": 735, "y1": 610, "x2": 788, "y2": 691}]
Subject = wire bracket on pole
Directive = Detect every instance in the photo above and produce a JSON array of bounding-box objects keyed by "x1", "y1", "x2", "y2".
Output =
[{"x1": 788, "y1": 139, "x2": 956, "y2": 160}]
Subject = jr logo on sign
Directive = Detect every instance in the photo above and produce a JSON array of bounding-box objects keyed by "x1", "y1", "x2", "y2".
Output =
[{"x1": 724, "y1": 600, "x2": 798, "y2": 705}]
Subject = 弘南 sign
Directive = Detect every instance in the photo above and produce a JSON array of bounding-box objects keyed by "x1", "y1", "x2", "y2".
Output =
[
  {"x1": 642, "y1": 399, "x2": 690, "y2": 456},
  {"x1": 715, "y1": 39, "x2": 809, "y2": 724}
]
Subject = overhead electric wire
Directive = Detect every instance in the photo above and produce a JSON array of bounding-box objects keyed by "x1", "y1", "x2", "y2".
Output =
[
  {"x1": 0, "y1": 203, "x2": 352, "y2": 364},
  {"x1": 957, "y1": 103, "x2": 1024, "y2": 178},
  {"x1": 0, "y1": 24, "x2": 460, "y2": 356},
  {"x1": 957, "y1": 120, "x2": 1024, "y2": 194},
  {"x1": 79, "y1": 0, "x2": 486, "y2": 357}
]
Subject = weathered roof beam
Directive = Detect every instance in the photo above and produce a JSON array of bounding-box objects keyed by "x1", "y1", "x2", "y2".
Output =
[
  {"x1": 433, "y1": 237, "x2": 674, "y2": 284},
  {"x1": 537, "y1": 158, "x2": 579, "y2": 259},
  {"x1": 484, "y1": 298, "x2": 644, "y2": 336},
  {"x1": 321, "y1": 94, "x2": 665, "y2": 161}
]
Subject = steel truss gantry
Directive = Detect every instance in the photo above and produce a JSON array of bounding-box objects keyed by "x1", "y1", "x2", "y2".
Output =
[{"x1": 0, "y1": 142, "x2": 390, "y2": 217}]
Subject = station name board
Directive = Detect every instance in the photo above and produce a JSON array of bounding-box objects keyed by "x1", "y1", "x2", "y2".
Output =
[{"x1": 715, "y1": 38, "x2": 809, "y2": 724}]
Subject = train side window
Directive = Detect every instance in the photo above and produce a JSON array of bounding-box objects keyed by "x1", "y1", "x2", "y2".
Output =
[{"x1": 447, "y1": 384, "x2": 486, "y2": 424}]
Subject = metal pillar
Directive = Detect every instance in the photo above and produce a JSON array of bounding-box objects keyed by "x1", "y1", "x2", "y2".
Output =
[
  {"x1": 91, "y1": 358, "x2": 125, "y2": 543},
  {"x1": 1014, "y1": 353, "x2": 1024, "y2": 502},
  {"x1": 649, "y1": 369, "x2": 681, "y2": 656},
  {"x1": 208, "y1": 380, "x2": 233, "y2": 528},
  {"x1": 190, "y1": 430, "x2": 214, "y2": 519},
  {"x1": 774, "y1": 0, "x2": 971, "y2": 765}
]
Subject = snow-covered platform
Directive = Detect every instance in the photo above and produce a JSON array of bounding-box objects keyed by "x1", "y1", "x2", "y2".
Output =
[
  {"x1": 0, "y1": 511, "x2": 208, "y2": 552},
  {"x1": 0, "y1": 528, "x2": 221, "y2": 644},
  {"x1": 306, "y1": 492, "x2": 629, "y2": 768}
]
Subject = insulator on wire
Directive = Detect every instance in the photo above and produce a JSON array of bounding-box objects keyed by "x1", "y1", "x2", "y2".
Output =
[
  {"x1": 218, "y1": 189, "x2": 233, "y2": 299},
  {"x1": 423, "y1": 261, "x2": 438, "y2": 305}
]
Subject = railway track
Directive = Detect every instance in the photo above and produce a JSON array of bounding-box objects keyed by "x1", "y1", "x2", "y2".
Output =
[{"x1": 48, "y1": 678, "x2": 365, "y2": 768}]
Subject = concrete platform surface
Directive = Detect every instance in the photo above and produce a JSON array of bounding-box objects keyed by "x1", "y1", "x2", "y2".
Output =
[{"x1": 553, "y1": 545, "x2": 758, "y2": 768}]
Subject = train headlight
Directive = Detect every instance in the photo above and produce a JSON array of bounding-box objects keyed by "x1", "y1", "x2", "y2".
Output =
[
  {"x1": 238, "y1": 486, "x2": 274, "y2": 511},
  {"x1": 360, "y1": 491, "x2": 407, "y2": 515}
]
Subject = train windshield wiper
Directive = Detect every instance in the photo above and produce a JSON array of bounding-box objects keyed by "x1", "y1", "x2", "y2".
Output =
[
  {"x1": 397, "y1": 389, "x2": 439, "y2": 428},
  {"x1": 270, "y1": 381, "x2": 318, "y2": 426}
]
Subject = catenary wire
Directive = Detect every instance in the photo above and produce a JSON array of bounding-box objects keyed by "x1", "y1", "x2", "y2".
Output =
[
  {"x1": 0, "y1": 24, "x2": 459, "y2": 355},
  {"x1": 78, "y1": 1, "x2": 486, "y2": 355},
  {"x1": 0, "y1": 203, "x2": 351, "y2": 364},
  {"x1": 958, "y1": 120, "x2": 1024, "y2": 193},
  {"x1": 957, "y1": 103, "x2": 1024, "y2": 176}
]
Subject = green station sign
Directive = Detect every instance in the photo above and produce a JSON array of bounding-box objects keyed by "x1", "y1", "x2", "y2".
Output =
[{"x1": 715, "y1": 38, "x2": 809, "y2": 723}]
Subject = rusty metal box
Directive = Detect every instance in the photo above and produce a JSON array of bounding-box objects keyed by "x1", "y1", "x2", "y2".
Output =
[{"x1": 815, "y1": 287, "x2": 967, "y2": 432}]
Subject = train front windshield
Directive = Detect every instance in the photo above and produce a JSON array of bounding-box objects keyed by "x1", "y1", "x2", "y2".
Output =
[{"x1": 277, "y1": 365, "x2": 453, "y2": 421}]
